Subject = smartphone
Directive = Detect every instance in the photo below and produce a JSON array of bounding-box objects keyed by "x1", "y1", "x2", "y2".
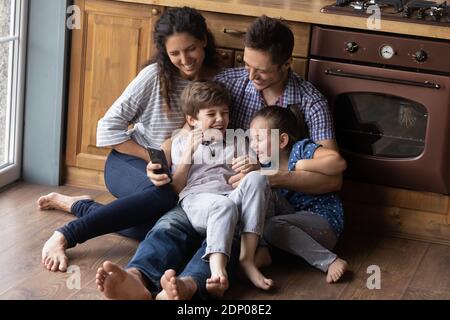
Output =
[{"x1": 147, "y1": 147, "x2": 172, "y2": 183}]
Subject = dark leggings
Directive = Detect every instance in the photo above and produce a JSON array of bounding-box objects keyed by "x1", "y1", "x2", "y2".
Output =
[{"x1": 57, "y1": 150, "x2": 177, "y2": 248}]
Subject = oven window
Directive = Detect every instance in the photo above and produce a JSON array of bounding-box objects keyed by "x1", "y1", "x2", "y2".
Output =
[{"x1": 334, "y1": 93, "x2": 427, "y2": 158}]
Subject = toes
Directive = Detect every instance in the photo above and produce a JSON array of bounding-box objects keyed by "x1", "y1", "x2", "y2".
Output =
[
  {"x1": 103, "y1": 261, "x2": 121, "y2": 274},
  {"x1": 59, "y1": 257, "x2": 68, "y2": 272}
]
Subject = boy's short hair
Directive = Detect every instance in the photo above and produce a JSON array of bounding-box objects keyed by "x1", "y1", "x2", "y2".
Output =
[
  {"x1": 181, "y1": 81, "x2": 231, "y2": 117},
  {"x1": 244, "y1": 15, "x2": 294, "y2": 66}
]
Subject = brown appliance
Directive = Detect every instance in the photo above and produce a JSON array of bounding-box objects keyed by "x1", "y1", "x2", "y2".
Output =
[{"x1": 308, "y1": 25, "x2": 450, "y2": 194}]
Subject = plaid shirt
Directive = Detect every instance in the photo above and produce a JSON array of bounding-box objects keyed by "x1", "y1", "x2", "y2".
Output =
[{"x1": 215, "y1": 68, "x2": 334, "y2": 142}]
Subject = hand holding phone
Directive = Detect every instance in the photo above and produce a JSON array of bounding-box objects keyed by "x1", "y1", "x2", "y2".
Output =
[{"x1": 147, "y1": 147, "x2": 172, "y2": 183}]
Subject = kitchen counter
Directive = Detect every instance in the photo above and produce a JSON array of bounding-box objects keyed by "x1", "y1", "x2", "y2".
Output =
[{"x1": 117, "y1": 0, "x2": 450, "y2": 41}]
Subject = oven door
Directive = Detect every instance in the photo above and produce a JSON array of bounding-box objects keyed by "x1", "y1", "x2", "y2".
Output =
[{"x1": 308, "y1": 59, "x2": 450, "y2": 194}]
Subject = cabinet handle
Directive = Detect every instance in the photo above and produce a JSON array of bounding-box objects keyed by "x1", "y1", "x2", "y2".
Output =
[
  {"x1": 151, "y1": 8, "x2": 160, "y2": 16},
  {"x1": 219, "y1": 52, "x2": 230, "y2": 60},
  {"x1": 223, "y1": 28, "x2": 246, "y2": 36},
  {"x1": 235, "y1": 54, "x2": 243, "y2": 63}
]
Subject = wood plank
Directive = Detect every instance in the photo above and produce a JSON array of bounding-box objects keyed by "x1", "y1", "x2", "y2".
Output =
[
  {"x1": 403, "y1": 243, "x2": 450, "y2": 298},
  {"x1": 342, "y1": 180, "x2": 449, "y2": 215},
  {"x1": 338, "y1": 237, "x2": 429, "y2": 300}
]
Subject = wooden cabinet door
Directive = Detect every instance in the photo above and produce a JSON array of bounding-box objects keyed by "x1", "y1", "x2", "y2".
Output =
[{"x1": 66, "y1": 0, "x2": 161, "y2": 172}]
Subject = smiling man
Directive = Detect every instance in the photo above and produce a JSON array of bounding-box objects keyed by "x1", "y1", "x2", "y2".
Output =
[{"x1": 215, "y1": 15, "x2": 344, "y2": 269}]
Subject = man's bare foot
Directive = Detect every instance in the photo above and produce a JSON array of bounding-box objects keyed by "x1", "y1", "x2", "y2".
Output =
[
  {"x1": 206, "y1": 275, "x2": 229, "y2": 298},
  {"x1": 37, "y1": 192, "x2": 91, "y2": 212},
  {"x1": 326, "y1": 258, "x2": 348, "y2": 283},
  {"x1": 240, "y1": 260, "x2": 274, "y2": 290},
  {"x1": 255, "y1": 246, "x2": 272, "y2": 268},
  {"x1": 96, "y1": 261, "x2": 152, "y2": 300},
  {"x1": 42, "y1": 231, "x2": 68, "y2": 272},
  {"x1": 155, "y1": 269, "x2": 197, "y2": 300}
]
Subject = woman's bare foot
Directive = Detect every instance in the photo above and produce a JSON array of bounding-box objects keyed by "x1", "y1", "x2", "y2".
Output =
[
  {"x1": 155, "y1": 269, "x2": 197, "y2": 300},
  {"x1": 42, "y1": 231, "x2": 68, "y2": 272},
  {"x1": 37, "y1": 192, "x2": 92, "y2": 212},
  {"x1": 206, "y1": 275, "x2": 229, "y2": 298},
  {"x1": 96, "y1": 261, "x2": 152, "y2": 300},
  {"x1": 326, "y1": 258, "x2": 348, "y2": 283},
  {"x1": 255, "y1": 246, "x2": 272, "y2": 268},
  {"x1": 240, "y1": 260, "x2": 274, "y2": 290}
]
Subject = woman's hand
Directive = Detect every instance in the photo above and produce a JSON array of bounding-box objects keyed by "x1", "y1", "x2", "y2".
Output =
[
  {"x1": 232, "y1": 155, "x2": 260, "y2": 174},
  {"x1": 147, "y1": 162, "x2": 171, "y2": 186}
]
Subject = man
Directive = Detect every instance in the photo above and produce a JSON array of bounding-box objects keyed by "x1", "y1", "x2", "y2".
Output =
[{"x1": 96, "y1": 15, "x2": 343, "y2": 300}]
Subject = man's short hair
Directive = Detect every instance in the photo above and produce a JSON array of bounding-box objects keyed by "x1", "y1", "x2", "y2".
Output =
[
  {"x1": 181, "y1": 81, "x2": 231, "y2": 117},
  {"x1": 244, "y1": 15, "x2": 294, "y2": 66}
]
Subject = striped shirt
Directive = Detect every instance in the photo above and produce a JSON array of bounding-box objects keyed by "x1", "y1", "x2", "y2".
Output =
[
  {"x1": 214, "y1": 68, "x2": 335, "y2": 142},
  {"x1": 96, "y1": 63, "x2": 189, "y2": 149}
]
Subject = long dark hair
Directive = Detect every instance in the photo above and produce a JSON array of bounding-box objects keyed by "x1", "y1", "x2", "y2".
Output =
[
  {"x1": 149, "y1": 7, "x2": 218, "y2": 112},
  {"x1": 252, "y1": 106, "x2": 307, "y2": 152}
]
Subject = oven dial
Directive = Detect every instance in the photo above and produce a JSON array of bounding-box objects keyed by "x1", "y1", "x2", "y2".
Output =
[
  {"x1": 414, "y1": 50, "x2": 428, "y2": 63},
  {"x1": 345, "y1": 42, "x2": 359, "y2": 53},
  {"x1": 380, "y1": 45, "x2": 395, "y2": 60}
]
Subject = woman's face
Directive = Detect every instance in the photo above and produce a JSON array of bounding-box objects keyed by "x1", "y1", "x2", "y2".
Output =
[{"x1": 165, "y1": 32, "x2": 206, "y2": 80}]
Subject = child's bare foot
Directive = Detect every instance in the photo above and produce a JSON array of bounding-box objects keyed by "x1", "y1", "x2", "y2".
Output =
[
  {"x1": 206, "y1": 275, "x2": 229, "y2": 298},
  {"x1": 155, "y1": 269, "x2": 197, "y2": 300},
  {"x1": 326, "y1": 258, "x2": 348, "y2": 283},
  {"x1": 255, "y1": 246, "x2": 272, "y2": 268},
  {"x1": 37, "y1": 192, "x2": 91, "y2": 212},
  {"x1": 42, "y1": 231, "x2": 68, "y2": 272},
  {"x1": 96, "y1": 261, "x2": 152, "y2": 300},
  {"x1": 240, "y1": 260, "x2": 274, "y2": 290}
]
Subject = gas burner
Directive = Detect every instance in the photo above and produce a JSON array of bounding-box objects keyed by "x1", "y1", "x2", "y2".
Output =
[{"x1": 326, "y1": 0, "x2": 450, "y2": 26}]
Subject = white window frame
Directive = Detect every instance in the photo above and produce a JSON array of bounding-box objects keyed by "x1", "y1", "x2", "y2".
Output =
[{"x1": 0, "y1": 0, "x2": 28, "y2": 187}]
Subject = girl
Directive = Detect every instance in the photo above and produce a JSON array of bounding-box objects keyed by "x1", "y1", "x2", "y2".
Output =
[
  {"x1": 249, "y1": 106, "x2": 348, "y2": 283},
  {"x1": 37, "y1": 7, "x2": 220, "y2": 272}
]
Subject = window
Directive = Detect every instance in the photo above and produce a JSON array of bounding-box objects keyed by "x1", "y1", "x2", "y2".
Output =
[{"x1": 0, "y1": 0, "x2": 27, "y2": 187}]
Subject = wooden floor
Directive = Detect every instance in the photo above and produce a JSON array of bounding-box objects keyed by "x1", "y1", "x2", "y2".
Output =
[{"x1": 0, "y1": 182, "x2": 449, "y2": 300}]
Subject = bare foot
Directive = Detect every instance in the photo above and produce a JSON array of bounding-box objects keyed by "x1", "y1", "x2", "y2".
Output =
[
  {"x1": 240, "y1": 260, "x2": 274, "y2": 290},
  {"x1": 37, "y1": 192, "x2": 92, "y2": 212},
  {"x1": 96, "y1": 261, "x2": 152, "y2": 300},
  {"x1": 326, "y1": 258, "x2": 348, "y2": 283},
  {"x1": 255, "y1": 246, "x2": 272, "y2": 268},
  {"x1": 155, "y1": 269, "x2": 197, "y2": 300},
  {"x1": 42, "y1": 231, "x2": 68, "y2": 272},
  {"x1": 206, "y1": 275, "x2": 229, "y2": 298}
]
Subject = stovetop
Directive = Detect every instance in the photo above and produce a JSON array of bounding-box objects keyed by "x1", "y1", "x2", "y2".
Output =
[{"x1": 322, "y1": 1, "x2": 450, "y2": 26}]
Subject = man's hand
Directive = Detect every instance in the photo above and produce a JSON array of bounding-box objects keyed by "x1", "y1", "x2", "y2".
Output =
[
  {"x1": 231, "y1": 155, "x2": 260, "y2": 174},
  {"x1": 147, "y1": 162, "x2": 171, "y2": 186},
  {"x1": 228, "y1": 172, "x2": 246, "y2": 189}
]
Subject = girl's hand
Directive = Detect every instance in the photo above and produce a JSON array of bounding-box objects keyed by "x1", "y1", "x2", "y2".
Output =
[
  {"x1": 232, "y1": 155, "x2": 260, "y2": 174},
  {"x1": 147, "y1": 162, "x2": 171, "y2": 186}
]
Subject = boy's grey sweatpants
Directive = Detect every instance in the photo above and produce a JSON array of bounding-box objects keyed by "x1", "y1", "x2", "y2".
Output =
[
  {"x1": 264, "y1": 190, "x2": 338, "y2": 272},
  {"x1": 181, "y1": 171, "x2": 270, "y2": 260}
]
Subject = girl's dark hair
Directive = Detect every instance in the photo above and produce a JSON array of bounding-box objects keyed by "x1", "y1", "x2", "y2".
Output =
[
  {"x1": 149, "y1": 7, "x2": 218, "y2": 112},
  {"x1": 252, "y1": 106, "x2": 307, "y2": 151}
]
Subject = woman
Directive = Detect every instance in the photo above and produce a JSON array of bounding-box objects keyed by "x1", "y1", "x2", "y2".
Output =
[{"x1": 37, "y1": 7, "x2": 220, "y2": 272}]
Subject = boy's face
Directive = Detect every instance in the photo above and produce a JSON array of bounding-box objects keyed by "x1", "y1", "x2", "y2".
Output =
[{"x1": 187, "y1": 104, "x2": 229, "y2": 140}]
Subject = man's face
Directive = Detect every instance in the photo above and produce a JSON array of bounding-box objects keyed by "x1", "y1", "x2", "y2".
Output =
[{"x1": 243, "y1": 47, "x2": 288, "y2": 91}]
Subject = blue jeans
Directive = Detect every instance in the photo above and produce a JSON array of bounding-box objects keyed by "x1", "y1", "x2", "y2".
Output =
[
  {"x1": 57, "y1": 150, "x2": 177, "y2": 247},
  {"x1": 127, "y1": 205, "x2": 240, "y2": 299}
]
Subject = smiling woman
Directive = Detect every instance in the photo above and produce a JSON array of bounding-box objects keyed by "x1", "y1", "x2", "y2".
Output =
[{"x1": 0, "y1": 0, "x2": 27, "y2": 187}]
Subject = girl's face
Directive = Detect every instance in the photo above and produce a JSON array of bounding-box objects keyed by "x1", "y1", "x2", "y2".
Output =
[
  {"x1": 249, "y1": 117, "x2": 272, "y2": 164},
  {"x1": 165, "y1": 32, "x2": 206, "y2": 80}
]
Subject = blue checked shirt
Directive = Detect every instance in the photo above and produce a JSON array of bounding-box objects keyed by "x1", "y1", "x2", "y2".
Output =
[{"x1": 215, "y1": 68, "x2": 335, "y2": 142}]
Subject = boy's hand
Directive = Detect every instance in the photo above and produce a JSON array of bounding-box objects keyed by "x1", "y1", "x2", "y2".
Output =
[
  {"x1": 147, "y1": 162, "x2": 171, "y2": 186},
  {"x1": 228, "y1": 172, "x2": 245, "y2": 189},
  {"x1": 232, "y1": 155, "x2": 260, "y2": 174}
]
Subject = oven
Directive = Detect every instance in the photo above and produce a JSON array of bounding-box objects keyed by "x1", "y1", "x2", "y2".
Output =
[{"x1": 307, "y1": 26, "x2": 450, "y2": 194}]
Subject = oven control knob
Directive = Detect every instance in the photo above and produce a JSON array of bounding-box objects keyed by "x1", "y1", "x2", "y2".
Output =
[
  {"x1": 414, "y1": 50, "x2": 427, "y2": 62},
  {"x1": 346, "y1": 42, "x2": 359, "y2": 53}
]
